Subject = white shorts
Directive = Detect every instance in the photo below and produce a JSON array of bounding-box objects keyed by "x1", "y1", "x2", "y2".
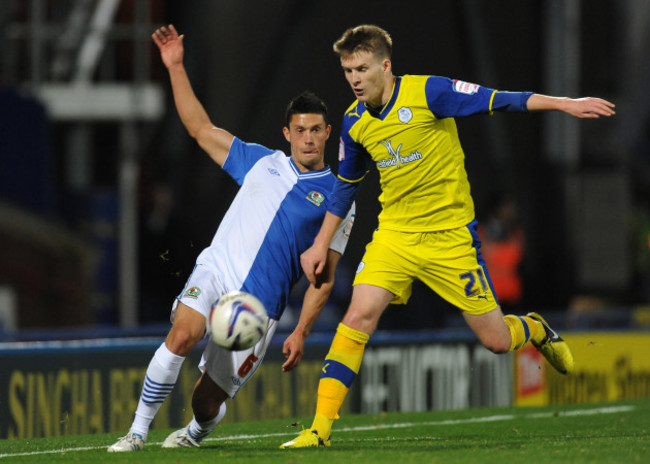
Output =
[
  {"x1": 199, "y1": 319, "x2": 278, "y2": 398},
  {"x1": 171, "y1": 263, "x2": 229, "y2": 333},
  {"x1": 172, "y1": 263, "x2": 280, "y2": 398}
]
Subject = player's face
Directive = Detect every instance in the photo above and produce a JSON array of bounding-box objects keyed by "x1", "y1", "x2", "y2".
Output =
[
  {"x1": 341, "y1": 51, "x2": 392, "y2": 108},
  {"x1": 283, "y1": 113, "x2": 331, "y2": 172}
]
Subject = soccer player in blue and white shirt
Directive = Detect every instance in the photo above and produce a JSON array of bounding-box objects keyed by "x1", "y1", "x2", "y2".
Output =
[{"x1": 108, "y1": 25, "x2": 354, "y2": 452}]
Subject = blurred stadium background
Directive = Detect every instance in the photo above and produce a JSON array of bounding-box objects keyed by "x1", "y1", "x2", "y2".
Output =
[
  {"x1": 1, "y1": 0, "x2": 650, "y2": 441},
  {"x1": 2, "y1": 0, "x2": 649, "y2": 333}
]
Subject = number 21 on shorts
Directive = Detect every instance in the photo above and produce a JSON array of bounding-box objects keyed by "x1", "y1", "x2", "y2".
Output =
[{"x1": 459, "y1": 268, "x2": 488, "y2": 298}]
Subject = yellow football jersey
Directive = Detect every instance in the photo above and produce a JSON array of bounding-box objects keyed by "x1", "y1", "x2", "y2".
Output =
[{"x1": 337, "y1": 74, "x2": 499, "y2": 232}]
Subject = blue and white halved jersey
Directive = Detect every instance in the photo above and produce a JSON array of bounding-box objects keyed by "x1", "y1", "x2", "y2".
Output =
[{"x1": 194, "y1": 137, "x2": 355, "y2": 320}]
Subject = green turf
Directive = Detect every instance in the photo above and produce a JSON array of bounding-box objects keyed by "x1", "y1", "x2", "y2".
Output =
[{"x1": 1, "y1": 398, "x2": 648, "y2": 463}]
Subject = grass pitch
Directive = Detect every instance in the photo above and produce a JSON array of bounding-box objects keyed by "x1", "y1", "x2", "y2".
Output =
[{"x1": 1, "y1": 398, "x2": 648, "y2": 463}]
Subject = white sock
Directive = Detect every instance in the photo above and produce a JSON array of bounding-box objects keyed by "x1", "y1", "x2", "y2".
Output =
[
  {"x1": 187, "y1": 402, "x2": 227, "y2": 443},
  {"x1": 130, "y1": 343, "x2": 185, "y2": 440}
]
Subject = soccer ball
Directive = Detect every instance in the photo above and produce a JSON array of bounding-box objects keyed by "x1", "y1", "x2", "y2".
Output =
[{"x1": 209, "y1": 291, "x2": 269, "y2": 351}]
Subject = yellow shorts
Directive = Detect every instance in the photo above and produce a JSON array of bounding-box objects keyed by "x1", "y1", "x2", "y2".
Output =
[{"x1": 353, "y1": 220, "x2": 498, "y2": 314}]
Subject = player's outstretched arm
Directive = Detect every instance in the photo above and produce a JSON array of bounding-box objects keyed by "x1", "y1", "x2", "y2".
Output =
[
  {"x1": 282, "y1": 249, "x2": 341, "y2": 372},
  {"x1": 152, "y1": 24, "x2": 233, "y2": 166},
  {"x1": 526, "y1": 93, "x2": 616, "y2": 119}
]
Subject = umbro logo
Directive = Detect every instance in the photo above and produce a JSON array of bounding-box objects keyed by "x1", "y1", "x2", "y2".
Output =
[{"x1": 268, "y1": 168, "x2": 280, "y2": 176}]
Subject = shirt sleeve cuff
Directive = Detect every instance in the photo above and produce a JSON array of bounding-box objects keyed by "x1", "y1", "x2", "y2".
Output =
[
  {"x1": 326, "y1": 178, "x2": 361, "y2": 218},
  {"x1": 491, "y1": 91, "x2": 533, "y2": 112}
]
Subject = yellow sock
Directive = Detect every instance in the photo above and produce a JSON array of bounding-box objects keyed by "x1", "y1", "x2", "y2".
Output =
[
  {"x1": 310, "y1": 323, "x2": 369, "y2": 437},
  {"x1": 503, "y1": 315, "x2": 542, "y2": 351}
]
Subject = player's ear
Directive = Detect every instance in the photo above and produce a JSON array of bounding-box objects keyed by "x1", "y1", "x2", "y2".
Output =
[
  {"x1": 383, "y1": 58, "x2": 391, "y2": 73},
  {"x1": 283, "y1": 126, "x2": 291, "y2": 143},
  {"x1": 325, "y1": 124, "x2": 332, "y2": 139}
]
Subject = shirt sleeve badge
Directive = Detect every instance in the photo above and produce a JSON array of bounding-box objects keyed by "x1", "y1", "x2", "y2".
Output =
[{"x1": 453, "y1": 80, "x2": 479, "y2": 95}]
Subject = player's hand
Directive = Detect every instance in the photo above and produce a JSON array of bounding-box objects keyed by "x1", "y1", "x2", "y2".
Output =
[
  {"x1": 300, "y1": 243, "x2": 328, "y2": 287},
  {"x1": 152, "y1": 24, "x2": 184, "y2": 69},
  {"x1": 563, "y1": 97, "x2": 616, "y2": 118},
  {"x1": 281, "y1": 332, "x2": 305, "y2": 372}
]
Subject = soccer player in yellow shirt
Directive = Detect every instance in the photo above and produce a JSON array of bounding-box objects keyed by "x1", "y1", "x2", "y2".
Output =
[{"x1": 281, "y1": 24, "x2": 615, "y2": 449}]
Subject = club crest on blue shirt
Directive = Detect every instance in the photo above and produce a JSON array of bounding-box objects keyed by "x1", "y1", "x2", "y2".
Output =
[
  {"x1": 398, "y1": 106, "x2": 413, "y2": 123},
  {"x1": 306, "y1": 190, "x2": 325, "y2": 206}
]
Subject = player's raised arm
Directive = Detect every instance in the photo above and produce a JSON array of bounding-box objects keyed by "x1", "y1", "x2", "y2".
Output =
[
  {"x1": 526, "y1": 93, "x2": 616, "y2": 119},
  {"x1": 152, "y1": 25, "x2": 233, "y2": 166}
]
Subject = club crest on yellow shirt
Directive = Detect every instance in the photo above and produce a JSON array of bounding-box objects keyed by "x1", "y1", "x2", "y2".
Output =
[{"x1": 398, "y1": 106, "x2": 413, "y2": 123}]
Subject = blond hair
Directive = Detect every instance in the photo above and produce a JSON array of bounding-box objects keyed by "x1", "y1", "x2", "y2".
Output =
[{"x1": 333, "y1": 24, "x2": 392, "y2": 59}]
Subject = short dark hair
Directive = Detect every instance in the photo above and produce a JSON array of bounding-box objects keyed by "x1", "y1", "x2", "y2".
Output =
[
  {"x1": 333, "y1": 24, "x2": 392, "y2": 59},
  {"x1": 285, "y1": 91, "x2": 329, "y2": 126}
]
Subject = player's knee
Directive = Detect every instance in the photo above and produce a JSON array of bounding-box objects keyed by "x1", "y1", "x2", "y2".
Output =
[
  {"x1": 342, "y1": 308, "x2": 379, "y2": 335},
  {"x1": 166, "y1": 324, "x2": 203, "y2": 355}
]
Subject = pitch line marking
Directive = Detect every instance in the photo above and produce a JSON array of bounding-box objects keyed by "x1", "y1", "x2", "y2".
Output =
[{"x1": 0, "y1": 405, "x2": 636, "y2": 459}]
